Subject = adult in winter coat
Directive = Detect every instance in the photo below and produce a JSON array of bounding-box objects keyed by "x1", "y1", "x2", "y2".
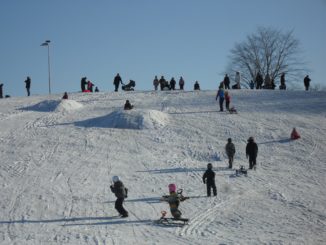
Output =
[
  {"x1": 159, "y1": 76, "x2": 166, "y2": 91},
  {"x1": 280, "y1": 73, "x2": 286, "y2": 90},
  {"x1": 194, "y1": 81, "x2": 200, "y2": 90},
  {"x1": 179, "y1": 77, "x2": 185, "y2": 90},
  {"x1": 246, "y1": 136, "x2": 258, "y2": 169},
  {"x1": 304, "y1": 75, "x2": 311, "y2": 91},
  {"x1": 113, "y1": 73, "x2": 122, "y2": 92},
  {"x1": 234, "y1": 71, "x2": 241, "y2": 89},
  {"x1": 202, "y1": 163, "x2": 217, "y2": 196},
  {"x1": 169, "y1": 77, "x2": 176, "y2": 90},
  {"x1": 216, "y1": 86, "x2": 225, "y2": 111},
  {"x1": 80, "y1": 77, "x2": 87, "y2": 92},
  {"x1": 264, "y1": 73, "x2": 271, "y2": 89},
  {"x1": 0, "y1": 83, "x2": 3, "y2": 98},
  {"x1": 225, "y1": 138, "x2": 236, "y2": 169},
  {"x1": 24, "y1": 76, "x2": 31, "y2": 96},
  {"x1": 153, "y1": 76, "x2": 159, "y2": 90},
  {"x1": 255, "y1": 72, "x2": 263, "y2": 89},
  {"x1": 223, "y1": 74, "x2": 230, "y2": 89},
  {"x1": 110, "y1": 176, "x2": 128, "y2": 217}
]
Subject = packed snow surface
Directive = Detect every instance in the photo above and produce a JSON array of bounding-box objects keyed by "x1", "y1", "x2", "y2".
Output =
[{"x1": 0, "y1": 90, "x2": 325, "y2": 244}]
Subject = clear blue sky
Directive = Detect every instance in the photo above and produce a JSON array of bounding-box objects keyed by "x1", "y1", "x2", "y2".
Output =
[{"x1": 1, "y1": 0, "x2": 325, "y2": 96}]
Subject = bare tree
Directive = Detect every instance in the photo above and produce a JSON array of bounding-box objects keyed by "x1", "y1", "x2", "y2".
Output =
[{"x1": 227, "y1": 27, "x2": 306, "y2": 88}]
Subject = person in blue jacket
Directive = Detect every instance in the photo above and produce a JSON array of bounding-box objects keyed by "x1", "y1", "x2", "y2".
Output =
[{"x1": 216, "y1": 85, "x2": 225, "y2": 111}]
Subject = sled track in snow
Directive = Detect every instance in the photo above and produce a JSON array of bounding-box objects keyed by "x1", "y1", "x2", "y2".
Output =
[{"x1": 177, "y1": 189, "x2": 256, "y2": 238}]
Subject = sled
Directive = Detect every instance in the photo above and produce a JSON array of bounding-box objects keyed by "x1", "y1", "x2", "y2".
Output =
[
  {"x1": 235, "y1": 165, "x2": 248, "y2": 176},
  {"x1": 155, "y1": 211, "x2": 189, "y2": 226}
]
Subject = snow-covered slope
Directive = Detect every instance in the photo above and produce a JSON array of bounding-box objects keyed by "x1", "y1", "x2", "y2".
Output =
[{"x1": 0, "y1": 90, "x2": 325, "y2": 244}]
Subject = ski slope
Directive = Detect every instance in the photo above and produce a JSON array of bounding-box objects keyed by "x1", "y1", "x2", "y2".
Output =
[{"x1": 0, "y1": 90, "x2": 325, "y2": 244}]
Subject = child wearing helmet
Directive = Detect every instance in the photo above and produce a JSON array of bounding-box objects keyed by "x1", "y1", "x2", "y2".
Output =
[
  {"x1": 162, "y1": 184, "x2": 188, "y2": 219},
  {"x1": 110, "y1": 175, "x2": 129, "y2": 217},
  {"x1": 202, "y1": 163, "x2": 217, "y2": 196}
]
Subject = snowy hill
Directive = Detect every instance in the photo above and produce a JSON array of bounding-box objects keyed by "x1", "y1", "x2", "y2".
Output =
[{"x1": 0, "y1": 90, "x2": 325, "y2": 244}]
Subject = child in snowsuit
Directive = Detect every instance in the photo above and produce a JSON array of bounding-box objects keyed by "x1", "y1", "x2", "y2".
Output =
[
  {"x1": 162, "y1": 184, "x2": 188, "y2": 219},
  {"x1": 246, "y1": 137, "x2": 258, "y2": 169},
  {"x1": 225, "y1": 138, "x2": 236, "y2": 168},
  {"x1": 62, "y1": 92, "x2": 68, "y2": 99},
  {"x1": 225, "y1": 91, "x2": 231, "y2": 111},
  {"x1": 110, "y1": 176, "x2": 128, "y2": 217},
  {"x1": 202, "y1": 163, "x2": 217, "y2": 197},
  {"x1": 216, "y1": 86, "x2": 225, "y2": 111},
  {"x1": 124, "y1": 100, "x2": 133, "y2": 110}
]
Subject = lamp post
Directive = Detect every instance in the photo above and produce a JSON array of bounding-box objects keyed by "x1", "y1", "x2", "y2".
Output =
[{"x1": 41, "y1": 40, "x2": 51, "y2": 95}]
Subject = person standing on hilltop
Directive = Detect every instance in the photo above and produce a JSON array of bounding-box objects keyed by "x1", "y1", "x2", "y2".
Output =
[
  {"x1": 304, "y1": 75, "x2": 311, "y2": 91},
  {"x1": 113, "y1": 73, "x2": 122, "y2": 92},
  {"x1": 24, "y1": 76, "x2": 31, "y2": 96}
]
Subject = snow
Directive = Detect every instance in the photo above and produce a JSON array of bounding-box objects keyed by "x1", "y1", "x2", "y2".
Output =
[{"x1": 0, "y1": 90, "x2": 325, "y2": 244}]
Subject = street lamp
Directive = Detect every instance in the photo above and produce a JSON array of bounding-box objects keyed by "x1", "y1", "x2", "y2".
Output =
[{"x1": 41, "y1": 40, "x2": 51, "y2": 95}]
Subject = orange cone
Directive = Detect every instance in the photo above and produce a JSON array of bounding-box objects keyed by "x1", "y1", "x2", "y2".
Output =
[{"x1": 291, "y1": 128, "x2": 300, "y2": 140}]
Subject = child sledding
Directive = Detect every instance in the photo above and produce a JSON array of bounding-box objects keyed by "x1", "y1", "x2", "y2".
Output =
[{"x1": 157, "y1": 184, "x2": 189, "y2": 225}]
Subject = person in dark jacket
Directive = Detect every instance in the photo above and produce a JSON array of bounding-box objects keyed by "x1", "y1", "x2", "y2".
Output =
[
  {"x1": 279, "y1": 73, "x2": 286, "y2": 90},
  {"x1": 95, "y1": 86, "x2": 99, "y2": 92},
  {"x1": 179, "y1": 76, "x2": 185, "y2": 90},
  {"x1": 225, "y1": 138, "x2": 236, "y2": 169},
  {"x1": 169, "y1": 77, "x2": 176, "y2": 90},
  {"x1": 124, "y1": 100, "x2": 133, "y2": 110},
  {"x1": 0, "y1": 83, "x2": 3, "y2": 99},
  {"x1": 202, "y1": 163, "x2": 217, "y2": 197},
  {"x1": 24, "y1": 76, "x2": 31, "y2": 96},
  {"x1": 153, "y1": 76, "x2": 159, "y2": 90},
  {"x1": 223, "y1": 74, "x2": 230, "y2": 89},
  {"x1": 255, "y1": 72, "x2": 263, "y2": 89},
  {"x1": 110, "y1": 176, "x2": 128, "y2": 217},
  {"x1": 246, "y1": 136, "x2": 258, "y2": 169},
  {"x1": 113, "y1": 73, "x2": 122, "y2": 92},
  {"x1": 80, "y1": 77, "x2": 87, "y2": 92},
  {"x1": 159, "y1": 76, "x2": 166, "y2": 91},
  {"x1": 304, "y1": 75, "x2": 311, "y2": 91},
  {"x1": 194, "y1": 81, "x2": 200, "y2": 90}
]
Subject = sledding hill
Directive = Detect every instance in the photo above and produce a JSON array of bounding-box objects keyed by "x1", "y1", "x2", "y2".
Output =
[{"x1": 0, "y1": 90, "x2": 325, "y2": 244}]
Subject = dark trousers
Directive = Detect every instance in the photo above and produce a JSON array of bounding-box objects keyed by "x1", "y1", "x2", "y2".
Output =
[
  {"x1": 26, "y1": 87, "x2": 30, "y2": 96},
  {"x1": 219, "y1": 98, "x2": 224, "y2": 111},
  {"x1": 226, "y1": 101, "x2": 230, "y2": 111},
  {"x1": 249, "y1": 156, "x2": 257, "y2": 169},
  {"x1": 114, "y1": 85, "x2": 119, "y2": 92},
  {"x1": 180, "y1": 84, "x2": 184, "y2": 90},
  {"x1": 206, "y1": 182, "x2": 217, "y2": 196},
  {"x1": 115, "y1": 198, "x2": 128, "y2": 215},
  {"x1": 228, "y1": 155, "x2": 234, "y2": 168}
]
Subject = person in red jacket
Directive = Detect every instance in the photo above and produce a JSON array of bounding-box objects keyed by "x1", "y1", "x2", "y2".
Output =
[
  {"x1": 225, "y1": 91, "x2": 231, "y2": 111},
  {"x1": 291, "y1": 128, "x2": 301, "y2": 140}
]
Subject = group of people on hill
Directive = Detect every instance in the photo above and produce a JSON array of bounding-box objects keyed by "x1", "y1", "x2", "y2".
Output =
[
  {"x1": 110, "y1": 136, "x2": 259, "y2": 219},
  {"x1": 80, "y1": 77, "x2": 99, "y2": 93},
  {"x1": 0, "y1": 72, "x2": 314, "y2": 99}
]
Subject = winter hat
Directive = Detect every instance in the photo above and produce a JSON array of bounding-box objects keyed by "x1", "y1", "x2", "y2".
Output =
[
  {"x1": 168, "y1": 183, "x2": 176, "y2": 192},
  {"x1": 248, "y1": 136, "x2": 254, "y2": 142},
  {"x1": 227, "y1": 138, "x2": 232, "y2": 143},
  {"x1": 207, "y1": 163, "x2": 213, "y2": 169},
  {"x1": 112, "y1": 176, "x2": 120, "y2": 183}
]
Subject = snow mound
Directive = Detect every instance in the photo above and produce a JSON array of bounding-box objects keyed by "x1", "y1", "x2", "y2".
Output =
[
  {"x1": 25, "y1": 99, "x2": 83, "y2": 112},
  {"x1": 54, "y1": 99, "x2": 83, "y2": 112},
  {"x1": 105, "y1": 109, "x2": 169, "y2": 129}
]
